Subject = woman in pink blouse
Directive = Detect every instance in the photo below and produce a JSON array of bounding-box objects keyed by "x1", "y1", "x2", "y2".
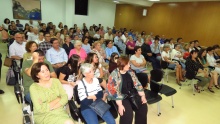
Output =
[
  {"x1": 69, "y1": 40, "x2": 87, "y2": 63},
  {"x1": 126, "y1": 36, "x2": 136, "y2": 55}
]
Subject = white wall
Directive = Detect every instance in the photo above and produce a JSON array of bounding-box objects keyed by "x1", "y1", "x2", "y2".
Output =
[{"x1": 0, "y1": 0, "x2": 116, "y2": 29}]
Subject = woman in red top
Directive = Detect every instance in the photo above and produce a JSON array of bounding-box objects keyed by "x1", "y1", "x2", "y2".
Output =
[{"x1": 126, "y1": 36, "x2": 135, "y2": 55}]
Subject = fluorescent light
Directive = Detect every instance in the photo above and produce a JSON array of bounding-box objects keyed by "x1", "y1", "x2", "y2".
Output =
[{"x1": 113, "y1": 0, "x2": 120, "y2": 3}]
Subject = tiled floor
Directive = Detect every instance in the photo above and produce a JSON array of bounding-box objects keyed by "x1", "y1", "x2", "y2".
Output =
[{"x1": 0, "y1": 42, "x2": 220, "y2": 124}]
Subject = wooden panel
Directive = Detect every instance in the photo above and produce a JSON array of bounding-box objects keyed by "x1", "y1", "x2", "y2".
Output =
[{"x1": 115, "y1": 2, "x2": 220, "y2": 47}]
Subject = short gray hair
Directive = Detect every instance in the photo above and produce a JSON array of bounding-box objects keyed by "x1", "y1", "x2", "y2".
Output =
[
  {"x1": 74, "y1": 40, "x2": 82, "y2": 47},
  {"x1": 163, "y1": 44, "x2": 170, "y2": 50},
  {"x1": 80, "y1": 63, "x2": 94, "y2": 75}
]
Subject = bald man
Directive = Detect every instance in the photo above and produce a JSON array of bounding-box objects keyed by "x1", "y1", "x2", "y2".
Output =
[
  {"x1": 27, "y1": 27, "x2": 38, "y2": 41},
  {"x1": 9, "y1": 33, "x2": 26, "y2": 67}
]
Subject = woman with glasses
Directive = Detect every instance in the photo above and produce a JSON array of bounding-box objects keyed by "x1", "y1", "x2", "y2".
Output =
[
  {"x1": 105, "y1": 40, "x2": 120, "y2": 61},
  {"x1": 109, "y1": 52, "x2": 119, "y2": 73},
  {"x1": 69, "y1": 40, "x2": 87, "y2": 63}
]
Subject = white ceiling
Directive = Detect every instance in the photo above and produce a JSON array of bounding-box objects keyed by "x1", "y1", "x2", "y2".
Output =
[{"x1": 101, "y1": 0, "x2": 220, "y2": 6}]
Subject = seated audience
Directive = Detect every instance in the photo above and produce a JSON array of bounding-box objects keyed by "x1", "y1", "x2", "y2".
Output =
[
  {"x1": 23, "y1": 41, "x2": 38, "y2": 61},
  {"x1": 0, "y1": 26, "x2": 9, "y2": 42},
  {"x1": 85, "y1": 53, "x2": 107, "y2": 89},
  {"x1": 35, "y1": 32, "x2": 44, "y2": 44},
  {"x1": 40, "y1": 23, "x2": 47, "y2": 35},
  {"x1": 9, "y1": 32, "x2": 26, "y2": 67},
  {"x1": 74, "y1": 27, "x2": 83, "y2": 39},
  {"x1": 114, "y1": 31, "x2": 126, "y2": 54},
  {"x1": 88, "y1": 26, "x2": 95, "y2": 37},
  {"x1": 55, "y1": 32, "x2": 64, "y2": 47},
  {"x1": 150, "y1": 37, "x2": 161, "y2": 61},
  {"x1": 198, "y1": 49, "x2": 219, "y2": 89},
  {"x1": 169, "y1": 38, "x2": 175, "y2": 49},
  {"x1": 206, "y1": 47, "x2": 220, "y2": 74},
  {"x1": 38, "y1": 33, "x2": 52, "y2": 55},
  {"x1": 22, "y1": 50, "x2": 57, "y2": 104},
  {"x1": 46, "y1": 38, "x2": 68, "y2": 71},
  {"x1": 77, "y1": 63, "x2": 115, "y2": 124},
  {"x1": 161, "y1": 44, "x2": 185, "y2": 86},
  {"x1": 69, "y1": 40, "x2": 87, "y2": 62},
  {"x1": 126, "y1": 36, "x2": 135, "y2": 55},
  {"x1": 2, "y1": 18, "x2": 10, "y2": 30},
  {"x1": 135, "y1": 35, "x2": 143, "y2": 46},
  {"x1": 130, "y1": 46, "x2": 150, "y2": 88},
  {"x1": 107, "y1": 56, "x2": 147, "y2": 124},
  {"x1": 104, "y1": 29, "x2": 113, "y2": 40},
  {"x1": 91, "y1": 41, "x2": 106, "y2": 63},
  {"x1": 141, "y1": 37, "x2": 161, "y2": 69},
  {"x1": 194, "y1": 40, "x2": 202, "y2": 51},
  {"x1": 105, "y1": 40, "x2": 120, "y2": 60},
  {"x1": 109, "y1": 52, "x2": 119, "y2": 73},
  {"x1": 213, "y1": 45, "x2": 220, "y2": 60},
  {"x1": 170, "y1": 44, "x2": 186, "y2": 69},
  {"x1": 27, "y1": 27, "x2": 38, "y2": 41},
  {"x1": 62, "y1": 35, "x2": 74, "y2": 56},
  {"x1": 185, "y1": 50, "x2": 213, "y2": 93},
  {"x1": 30, "y1": 62, "x2": 74, "y2": 124},
  {"x1": 93, "y1": 29, "x2": 101, "y2": 40},
  {"x1": 189, "y1": 41, "x2": 195, "y2": 52},
  {"x1": 82, "y1": 36, "x2": 91, "y2": 54},
  {"x1": 59, "y1": 54, "x2": 81, "y2": 100}
]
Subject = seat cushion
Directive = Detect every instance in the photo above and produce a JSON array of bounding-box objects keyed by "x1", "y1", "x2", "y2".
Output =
[
  {"x1": 159, "y1": 85, "x2": 177, "y2": 96},
  {"x1": 144, "y1": 89, "x2": 162, "y2": 104}
]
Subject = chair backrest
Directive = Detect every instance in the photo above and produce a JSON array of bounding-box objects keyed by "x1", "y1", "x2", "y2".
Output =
[
  {"x1": 150, "y1": 80, "x2": 162, "y2": 94},
  {"x1": 150, "y1": 69, "x2": 163, "y2": 82},
  {"x1": 161, "y1": 60, "x2": 168, "y2": 69}
]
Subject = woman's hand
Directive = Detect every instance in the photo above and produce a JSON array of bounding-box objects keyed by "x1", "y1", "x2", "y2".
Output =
[
  {"x1": 118, "y1": 105, "x2": 125, "y2": 116},
  {"x1": 87, "y1": 95, "x2": 97, "y2": 101},
  {"x1": 141, "y1": 95, "x2": 147, "y2": 104}
]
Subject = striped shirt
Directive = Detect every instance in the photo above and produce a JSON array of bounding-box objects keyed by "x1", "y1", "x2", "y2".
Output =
[{"x1": 77, "y1": 78, "x2": 102, "y2": 101}]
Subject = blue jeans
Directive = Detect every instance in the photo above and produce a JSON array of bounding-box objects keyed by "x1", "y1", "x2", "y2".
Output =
[
  {"x1": 24, "y1": 92, "x2": 32, "y2": 104},
  {"x1": 81, "y1": 108, "x2": 116, "y2": 124}
]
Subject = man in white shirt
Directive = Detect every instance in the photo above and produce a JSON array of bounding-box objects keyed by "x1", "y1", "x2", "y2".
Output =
[
  {"x1": 104, "y1": 29, "x2": 113, "y2": 40},
  {"x1": 9, "y1": 33, "x2": 26, "y2": 67},
  {"x1": 28, "y1": 27, "x2": 38, "y2": 41}
]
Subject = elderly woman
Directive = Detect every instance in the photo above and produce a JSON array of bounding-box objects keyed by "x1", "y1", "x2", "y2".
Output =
[
  {"x1": 91, "y1": 41, "x2": 106, "y2": 63},
  {"x1": 63, "y1": 35, "x2": 74, "y2": 56},
  {"x1": 30, "y1": 62, "x2": 74, "y2": 124},
  {"x1": 77, "y1": 63, "x2": 115, "y2": 124},
  {"x1": 23, "y1": 41, "x2": 38, "y2": 61},
  {"x1": 69, "y1": 40, "x2": 87, "y2": 62},
  {"x1": 135, "y1": 35, "x2": 143, "y2": 46},
  {"x1": 130, "y1": 46, "x2": 150, "y2": 88},
  {"x1": 126, "y1": 36, "x2": 135, "y2": 55},
  {"x1": 161, "y1": 44, "x2": 185, "y2": 86},
  {"x1": 107, "y1": 56, "x2": 147, "y2": 124},
  {"x1": 186, "y1": 50, "x2": 214, "y2": 93},
  {"x1": 59, "y1": 54, "x2": 82, "y2": 100},
  {"x1": 105, "y1": 40, "x2": 120, "y2": 60},
  {"x1": 170, "y1": 44, "x2": 186, "y2": 69}
]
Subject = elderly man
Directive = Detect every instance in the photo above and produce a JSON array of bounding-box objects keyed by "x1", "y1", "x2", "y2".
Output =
[
  {"x1": 46, "y1": 38, "x2": 68, "y2": 71},
  {"x1": 22, "y1": 49, "x2": 57, "y2": 103},
  {"x1": 114, "y1": 31, "x2": 126, "y2": 54},
  {"x1": 27, "y1": 27, "x2": 38, "y2": 41},
  {"x1": 104, "y1": 29, "x2": 113, "y2": 40},
  {"x1": 9, "y1": 32, "x2": 26, "y2": 67},
  {"x1": 38, "y1": 32, "x2": 52, "y2": 55}
]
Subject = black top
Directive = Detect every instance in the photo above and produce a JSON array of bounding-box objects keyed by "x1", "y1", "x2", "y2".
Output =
[
  {"x1": 60, "y1": 65, "x2": 71, "y2": 81},
  {"x1": 141, "y1": 43, "x2": 152, "y2": 58},
  {"x1": 121, "y1": 72, "x2": 134, "y2": 95},
  {"x1": 214, "y1": 52, "x2": 220, "y2": 60},
  {"x1": 63, "y1": 42, "x2": 74, "y2": 56},
  {"x1": 185, "y1": 58, "x2": 204, "y2": 79},
  {"x1": 39, "y1": 29, "x2": 47, "y2": 35}
]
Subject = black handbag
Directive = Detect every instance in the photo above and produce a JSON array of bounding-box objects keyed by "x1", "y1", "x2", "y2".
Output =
[
  {"x1": 128, "y1": 88, "x2": 142, "y2": 110},
  {"x1": 81, "y1": 80, "x2": 110, "y2": 117}
]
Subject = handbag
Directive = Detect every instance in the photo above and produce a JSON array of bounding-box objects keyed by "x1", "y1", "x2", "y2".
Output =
[
  {"x1": 128, "y1": 88, "x2": 142, "y2": 110},
  {"x1": 81, "y1": 80, "x2": 110, "y2": 117},
  {"x1": 4, "y1": 57, "x2": 13, "y2": 67}
]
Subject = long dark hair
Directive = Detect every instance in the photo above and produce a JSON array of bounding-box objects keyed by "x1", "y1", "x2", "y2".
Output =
[
  {"x1": 189, "y1": 50, "x2": 198, "y2": 59},
  {"x1": 65, "y1": 54, "x2": 80, "y2": 75},
  {"x1": 85, "y1": 53, "x2": 99, "y2": 70},
  {"x1": 198, "y1": 49, "x2": 206, "y2": 60},
  {"x1": 110, "y1": 52, "x2": 119, "y2": 63}
]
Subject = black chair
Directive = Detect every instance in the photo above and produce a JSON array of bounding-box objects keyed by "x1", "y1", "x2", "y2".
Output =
[
  {"x1": 144, "y1": 80, "x2": 162, "y2": 116},
  {"x1": 151, "y1": 80, "x2": 177, "y2": 108},
  {"x1": 161, "y1": 60, "x2": 175, "y2": 83}
]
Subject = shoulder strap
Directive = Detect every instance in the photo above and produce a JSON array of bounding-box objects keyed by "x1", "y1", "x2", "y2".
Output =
[{"x1": 81, "y1": 79, "x2": 89, "y2": 97}]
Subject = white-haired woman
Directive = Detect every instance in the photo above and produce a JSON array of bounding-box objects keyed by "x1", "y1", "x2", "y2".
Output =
[
  {"x1": 77, "y1": 63, "x2": 115, "y2": 124},
  {"x1": 69, "y1": 40, "x2": 87, "y2": 63}
]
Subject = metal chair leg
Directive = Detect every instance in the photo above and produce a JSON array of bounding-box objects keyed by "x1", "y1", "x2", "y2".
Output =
[
  {"x1": 171, "y1": 96, "x2": 174, "y2": 108},
  {"x1": 157, "y1": 102, "x2": 161, "y2": 116}
]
